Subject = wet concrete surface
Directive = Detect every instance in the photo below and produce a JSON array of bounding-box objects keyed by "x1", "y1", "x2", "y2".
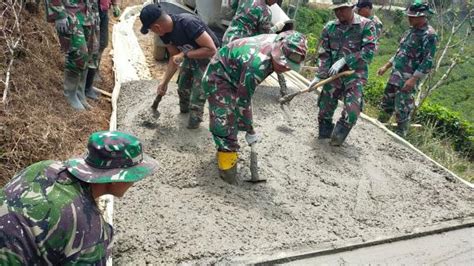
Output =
[{"x1": 112, "y1": 79, "x2": 474, "y2": 264}]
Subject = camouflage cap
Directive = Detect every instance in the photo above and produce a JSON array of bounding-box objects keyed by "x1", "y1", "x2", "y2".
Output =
[
  {"x1": 405, "y1": 1, "x2": 434, "y2": 17},
  {"x1": 330, "y1": 0, "x2": 357, "y2": 10},
  {"x1": 271, "y1": 31, "x2": 308, "y2": 72},
  {"x1": 66, "y1": 131, "x2": 158, "y2": 183}
]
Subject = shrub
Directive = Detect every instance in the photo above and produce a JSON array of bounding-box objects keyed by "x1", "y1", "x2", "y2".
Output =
[{"x1": 415, "y1": 102, "x2": 474, "y2": 159}]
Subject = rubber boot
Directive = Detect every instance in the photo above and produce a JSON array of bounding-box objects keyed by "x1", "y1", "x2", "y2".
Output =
[
  {"x1": 76, "y1": 70, "x2": 93, "y2": 109},
  {"x1": 318, "y1": 120, "x2": 334, "y2": 139},
  {"x1": 395, "y1": 121, "x2": 409, "y2": 138},
  {"x1": 217, "y1": 151, "x2": 238, "y2": 184},
  {"x1": 187, "y1": 110, "x2": 203, "y2": 129},
  {"x1": 377, "y1": 111, "x2": 392, "y2": 123},
  {"x1": 330, "y1": 121, "x2": 352, "y2": 146},
  {"x1": 85, "y1": 68, "x2": 100, "y2": 100},
  {"x1": 179, "y1": 102, "x2": 189, "y2": 114},
  {"x1": 63, "y1": 69, "x2": 85, "y2": 111}
]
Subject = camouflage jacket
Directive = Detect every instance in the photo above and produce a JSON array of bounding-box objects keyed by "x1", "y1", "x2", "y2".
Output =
[
  {"x1": 46, "y1": 0, "x2": 99, "y2": 26},
  {"x1": 206, "y1": 34, "x2": 277, "y2": 98},
  {"x1": 316, "y1": 14, "x2": 376, "y2": 81},
  {"x1": 388, "y1": 23, "x2": 438, "y2": 87},
  {"x1": 370, "y1": 15, "x2": 383, "y2": 51},
  {"x1": 222, "y1": 0, "x2": 277, "y2": 45},
  {"x1": 0, "y1": 160, "x2": 113, "y2": 265}
]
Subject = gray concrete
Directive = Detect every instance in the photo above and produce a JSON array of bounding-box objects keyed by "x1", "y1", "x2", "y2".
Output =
[{"x1": 284, "y1": 227, "x2": 474, "y2": 265}]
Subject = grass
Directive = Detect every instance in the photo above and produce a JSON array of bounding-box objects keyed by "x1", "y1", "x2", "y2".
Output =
[{"x1": 406, "y1": 123, "x2": 474, "y2": 183}]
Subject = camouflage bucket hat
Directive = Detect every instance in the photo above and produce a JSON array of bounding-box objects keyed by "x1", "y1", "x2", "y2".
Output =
[
  {"x1": 271, "y1": 31, "x2": 308, "y2": 72},
  {"x1": 330, "y1": 0, "x2": 357, "y2": 10},
  {"x1": 66, "y1": 131, "x2": 159, "y2": 183},
  {"x1": 405, "y1": 1, "x2": 434, "y2": 17}
]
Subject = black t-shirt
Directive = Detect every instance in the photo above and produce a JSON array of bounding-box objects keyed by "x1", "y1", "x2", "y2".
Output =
[{"x1": 160, "y1": 13, "x2": 220, "y2": 53}]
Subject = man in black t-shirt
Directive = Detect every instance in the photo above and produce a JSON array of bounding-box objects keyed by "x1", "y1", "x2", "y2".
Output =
[{"x1": 140, "y1": 4, "x2": 219, "y2": 129}]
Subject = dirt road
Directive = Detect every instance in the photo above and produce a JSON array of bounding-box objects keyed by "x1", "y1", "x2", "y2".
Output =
[{"x1": 112, "y1": 79, "x2": 473, "y2": 264}]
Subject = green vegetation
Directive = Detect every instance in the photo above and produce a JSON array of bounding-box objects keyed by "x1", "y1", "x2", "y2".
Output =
[{"x1": 294, "y1": 5, "x2": 473, "y2": 181}]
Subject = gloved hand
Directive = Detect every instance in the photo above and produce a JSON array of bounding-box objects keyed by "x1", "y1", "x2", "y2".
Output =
[
  {"x1": 273, "y1": 21, "x2": 286, "y2": 32},
  {"x1": 329, "y1": 57, "x2": 346, "y2": 76},
  {"x1": 112, "y1": 5, "x2": 121, "y2": 18},
  {"x1": 245, "y1": 132, "x2": 260, "y2": 145},
  {"x1": 308, "y1": 77, "x2": 321, "y2": 89},
  {"x1": 55, "y1": 18, "x2": 69, "y2": 34}
]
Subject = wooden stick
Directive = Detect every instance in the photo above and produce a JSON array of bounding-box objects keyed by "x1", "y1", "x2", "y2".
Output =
[
  {"x1": 279, "y1": 70, "x2": 355, "y2": 104},
  {"x1": 92, "y1": 87, "x2": 112, "y2": 98}
]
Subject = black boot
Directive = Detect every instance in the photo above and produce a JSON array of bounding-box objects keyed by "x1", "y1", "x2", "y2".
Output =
[
  {"x1": 318, "y1": 120, "x2": 334, "y2": 139},
  {"x1": 395, "y1": 121, "x2": 409, "y2": 137},
  {"x1": 85, "y1": 68, "x2": 100, "y2": 100},
  {"x1": 330, "y1": 121, "x2": 352, "y2": 146},
  {"x1": 377, "y1": 111, "x2": 392, "y2": 123}
]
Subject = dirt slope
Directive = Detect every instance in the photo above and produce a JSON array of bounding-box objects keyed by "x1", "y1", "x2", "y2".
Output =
[{"x1": 112, "y1": 79, "x2": 474, "y2": 264}]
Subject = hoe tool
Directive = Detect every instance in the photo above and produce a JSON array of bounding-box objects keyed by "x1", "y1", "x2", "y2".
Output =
[
  {"x1": 151, "y1": 94, "x2": 163, "y2": 110},
  {"x1": 245, "y1": 143, "x2": 266, "y2": 183},
  {"x1": 279, "y1": 70, "x2": 355, "y2": 105}
]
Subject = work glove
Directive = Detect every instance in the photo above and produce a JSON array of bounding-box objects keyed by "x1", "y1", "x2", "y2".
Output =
[
  {"x1": 112, "y1": 5, "x2": 121, "y2": 18},
  {"x1": 55, "y1": 18, "x2": 69, "y2": 34},
  {"x1": 328, "y1": 57, "x2": 346, "y2": 76},
  {"x1": 308, "y1": 77, "x2": 321, "y2": 89},
  {"x1": 273, "y1": 21, "x2": 286, "y2": 32},
  {"x1": 245, "y1": 132, "x2": 260, "y2": 145}
]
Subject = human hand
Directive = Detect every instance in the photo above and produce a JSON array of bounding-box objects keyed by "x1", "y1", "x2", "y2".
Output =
[
  {"x1": 55, "y1": 18, "x2": 69, "y2": 34},
  {"x1": 377, "y1": 63, "x2": 390, "y2": 76},
  {"x1": 329, "y1": 57, "x2": 346, "y2": 76},
  {"x1": 401, "y1": 77, "x2": 417, "y2": 92},
  {"x1": 245, "y1": 132, "x2": 260, "y2": 145},
  {"x1": 113, "y1": 5, "x2": 121, "y2": 18},
  {"x1": 157, "y1": 82, "x2": 168, "y2": 96},
  {"x1": 274, "y1": 21, "x2": 286, "y2": 32},
  {"x1": 308, "y1": 77, "x2": 321, "y2": 89},
  {"x1": 172, "y1": 52, "x2": 185, "y2": 66}
]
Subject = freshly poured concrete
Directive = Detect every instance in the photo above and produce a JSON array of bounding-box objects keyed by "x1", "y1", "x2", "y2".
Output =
[{"x1": 112, "y1": 80, "x2": 474, "y2": 264}]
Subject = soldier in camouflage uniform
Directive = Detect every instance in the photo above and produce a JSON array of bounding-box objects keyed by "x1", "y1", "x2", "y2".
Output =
[
  {"x1": 222, "y1": 0, "x2": 284, "y2": 46},
  {"x1": 46, "y1": 0, "x2": 100, "y2": 110},
  {"x1": 223, "y1": 0, "x2": 288, "y2": 96},
  {"x1": 310, "y1": 0, "x2": 376, "y2": 146},
  {"x1": 355, "y1": 0, "x2": 383, "y2": 52},
  {"x1": 377, "y1": 1, "x2": 437, "y2": 137},
  {"x1": 140, "y1": 4, "x2": 220, "y2": 129},
  {"x1": 202, "y1": 31, "x2": 307, "y2": 182},
  {"x1": 0, "y1": 131, "x2": 158, "y2": 264}
]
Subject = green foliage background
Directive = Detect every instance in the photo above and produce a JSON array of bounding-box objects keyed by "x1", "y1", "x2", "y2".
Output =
[{"x1": 294, "y1": 6, "x2": 473, "y2": 162}]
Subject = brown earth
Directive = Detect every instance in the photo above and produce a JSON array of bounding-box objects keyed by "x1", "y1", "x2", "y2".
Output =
[{"x1": 0, "y1": 3, "x2": 117, "y2": 185}]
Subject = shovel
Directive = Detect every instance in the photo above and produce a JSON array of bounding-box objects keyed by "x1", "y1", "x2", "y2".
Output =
[
  {"x1": 278, "y1": 70, "x2": 355, "y2": 105},
  {"x1": 245, "y1": 143, "x2": 266, "y2": 183}
]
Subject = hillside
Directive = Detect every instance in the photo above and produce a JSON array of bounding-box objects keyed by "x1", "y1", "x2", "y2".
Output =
[{"x1": 294, "y1": 5, "x2": 473, "y2": 180}]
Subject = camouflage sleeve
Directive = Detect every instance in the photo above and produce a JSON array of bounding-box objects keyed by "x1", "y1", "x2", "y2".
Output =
[
  {"x1": 255, "y1": 5, "x2": 273, "y2": 34},
  {"x1": 344, "y1": 20, "x2": 376, "y2": 70},
  {"x1": 315, "y1": 25, "x2": 332, "y2": 79},
  {"x1": 45, "y1": 0, "x2": 67, "y2": 22},
  {"x1": 413, "y1": 33, "x2": 438, "y2": 79}
]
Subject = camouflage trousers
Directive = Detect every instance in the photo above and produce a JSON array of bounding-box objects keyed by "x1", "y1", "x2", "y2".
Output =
[
  {"x1": 380, "y1": 83, "x2": 416, "y2": 124},
  {"x1": 203, "y1": 64, "x2": 254, "y2": 152},
  {"x1": 177, "y1": 58, "x2": 209, "y2": 120},
  {"x1": 58, "y1": 21, "x2": 99, "y2": 73},
  {"x1": 318, "y1": 78, "x2": 364, "y2": 127}
]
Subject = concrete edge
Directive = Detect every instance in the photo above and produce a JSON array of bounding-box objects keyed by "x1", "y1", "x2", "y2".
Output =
[
  {"x1": 284, "y1": 71, "x2": 473, "y2": 189},
  {"x1": 97, "y1": 5, "x2": 152, "y2": 266},
  {"x1": 235, "y1": 217, "x2": 474, "y2": 265}
]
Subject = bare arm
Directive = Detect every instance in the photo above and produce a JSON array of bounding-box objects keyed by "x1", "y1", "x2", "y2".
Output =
[
  {"x1": 187, "y1": 31, "x2": 217, "y2": 59},
  {"x1": 157, "y1": 45, "x2": 181, "y2": 96}
]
